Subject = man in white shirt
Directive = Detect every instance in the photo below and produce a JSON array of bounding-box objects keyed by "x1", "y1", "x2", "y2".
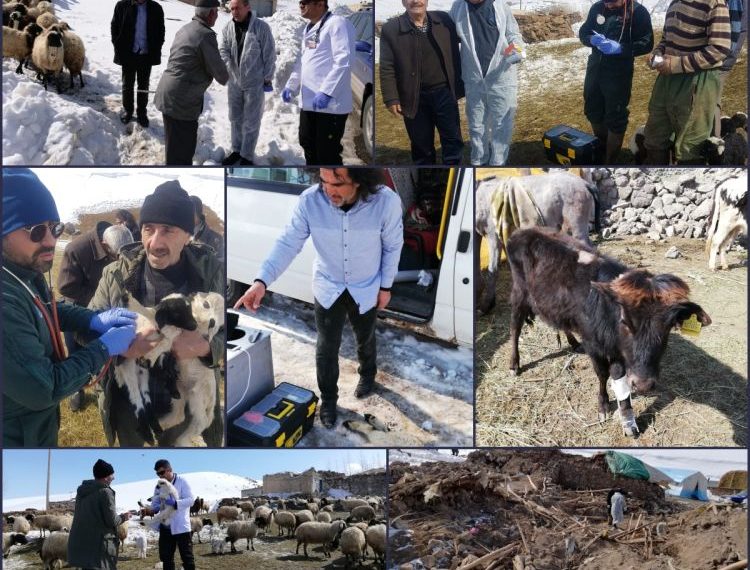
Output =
[{"x1": 282, "y1": 0, "x2": 355, "y2": 165}]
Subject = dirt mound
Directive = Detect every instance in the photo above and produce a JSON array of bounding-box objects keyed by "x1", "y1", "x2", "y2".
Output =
[
  {"x1": 514, "y1": 9, "x2": 581, "y2": 43},
  {"x1": 390, "y1": 451, "x2": 745, "y2": 570}
]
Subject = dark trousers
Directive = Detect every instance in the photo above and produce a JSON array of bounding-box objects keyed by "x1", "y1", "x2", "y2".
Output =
[
  {"x1": 403, "y1": 84, "x2": 463, "y2": 165},
  {"x1": 121, "y1": 55, "x2": 152, "y2": 117},
  {"x1": 159, "y1": 529, "x2": 194, "y2": 570},
  {"x1": 314, "y1": 290, "x2": 377, "y2": 402},
  {"x1": 299, "y1": 110, "x2": 348, "y2": 165},
  {"x1": 162, "y1": 114, "x2": 198, "y2": 165}
]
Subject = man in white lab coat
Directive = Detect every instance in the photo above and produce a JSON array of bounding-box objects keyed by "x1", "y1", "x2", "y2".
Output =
[{"x1": 282, "y1": 0, "x2": 355, "y2": 165}]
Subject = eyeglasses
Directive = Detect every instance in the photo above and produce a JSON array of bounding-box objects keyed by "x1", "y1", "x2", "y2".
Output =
[{"x1": 23, "y1": 221, "x2": 64, "y2": 243}]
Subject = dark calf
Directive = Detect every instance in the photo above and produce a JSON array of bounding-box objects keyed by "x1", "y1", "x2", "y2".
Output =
[{"x1": 507, "y1": 228, "x2": 711, "y2": 427}]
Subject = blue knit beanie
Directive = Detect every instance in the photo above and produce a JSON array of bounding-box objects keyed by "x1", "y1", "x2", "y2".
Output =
[{"x1": 2, "y1": 168, "x2": 59, "y2": 237}]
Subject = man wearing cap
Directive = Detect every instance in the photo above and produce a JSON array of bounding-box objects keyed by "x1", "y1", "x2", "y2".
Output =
[
  {"x1": 141, "y1": 459, "x2": 194, "y2": 570},
  {"x1": 68, "y1": 459, "x2": 131, "y2": 570},
  {"x1": 2, "y1": 168, "x2": 138, "y2": 448},
  {"x1": 154, "y1": 0, "x2": 229, "y2": 165},
  {"x1": 219, "y1": 0, "x2": 276, "y2": 166},
  {"x1": 89, "y1": 180, "x2": 224, "y2": 447},
  {"x1": 281, "y1": 0, "x2": 355, "y2": 165},
  {"x1": 189, "y1": 196, "x2": 225, "y2": 264}
]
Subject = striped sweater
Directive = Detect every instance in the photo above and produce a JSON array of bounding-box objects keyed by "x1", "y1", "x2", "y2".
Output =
[{"x1": 657, "y1": 0, "x2": 731, "y2": 73}]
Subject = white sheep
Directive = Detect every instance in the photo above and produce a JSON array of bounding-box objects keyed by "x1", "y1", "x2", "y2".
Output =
[
  {"x1": 151, "y1": 478, "x2": 179, "y2": 527},
  {"x1": 348, "y1": 505, "x2": 376, "y2": 523},
  {"x1": 274, "y1": 511, "x2": 297, "y2": 536},
  {"x1": 294, "y1": 520, "x2": 346, "y2": 559},
  {"x1": 39, "y1": 531, "x2": 68, "y2": 570},
  {"x1": 217, "y1": 506, "x2": 241, "y2": 526},
  {"x1": 225, "y1": 520, "x2": 257, "y2": 552},
  {"x1": 366, "y1": 523, "x2": 386, "y2": 564},
  {"x1": 252, "y1": 505, "x2": 275, "y2": 535},
  {"x1": 306, "y1": 502, "x2": 319, "y2": 515},
  {"x1": 134, "y1": 533, "x2": 147, "y2": 559},
  {"x1": 190, "y1": 517, "x2": 212, "y2": 543},
  {"x1": 59, "y1": 27, "x2": 84, "y2": 89},
  {"x1": 5, "y1": 516, "x2": 30, "y2": 535},
  {"x1": 117, "y1": 521, "x2": 128, "y2": 554},
  {"x1": 336, "y1": 498, "x2": 369, "y2": 512},
  {"x1": 25, "y1": 514, "x2": 72, "y2": 537},
  {"x1": 322, "y1": 504, "x2": 334, "y2": 513},
  {"x1": 3, "y1": 533, "x2": 28, "y2": 558},
  {"x1": 35, "y1": 10, "x2": 55, "y2": 27},
  {"x1": 30, "y1": 23, "x2": 64, "y2": 91},
  {"x1": 339, "y1": 526, "x2": 367, "y2": 565},
  {"x1": 3, "y1": 23, "x2": 42, "y2": 74},
  {"x1": 316, "y1": 511, "x2": 332, "y2": 523}
]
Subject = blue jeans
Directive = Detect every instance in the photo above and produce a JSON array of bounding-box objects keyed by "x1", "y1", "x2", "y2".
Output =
[
  {"x1": 314, "y1": 290, "x2": 377, "y2": 402},
  {"x1": 403, "y1": 84, "x2": 464, "y2": 165}
]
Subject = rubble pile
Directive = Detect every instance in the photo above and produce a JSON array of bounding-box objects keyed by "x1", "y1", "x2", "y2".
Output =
[{"x1": 389, "y1": 450, "x2": 747, "y2": 570}]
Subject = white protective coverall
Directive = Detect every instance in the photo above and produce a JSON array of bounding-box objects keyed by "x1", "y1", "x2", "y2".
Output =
[
  {"x1": 220, "y1": 12, "x2": 276, "y2": 161},
  {"x1": 610, "y1": 491, "x2": 626, "y2": 527},
  {"x1": 284, "y1": 12, "x2": 354, "y2": 115},
  {"x1": 450, "y1": 0, "x2": 523, "y2": 165}
]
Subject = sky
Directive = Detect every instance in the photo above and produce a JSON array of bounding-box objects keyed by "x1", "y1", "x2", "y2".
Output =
[{"x1": 2, "y1": 449, "x2": 386, "y2": 500}]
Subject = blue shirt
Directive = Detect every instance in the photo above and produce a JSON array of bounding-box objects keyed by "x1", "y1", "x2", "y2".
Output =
[
  {"x1": 133, "y1": 2, "x2": 148, "y2": 54},
  {"x1": 257, "y1": 185, "x2": 404, "y2": 314}
]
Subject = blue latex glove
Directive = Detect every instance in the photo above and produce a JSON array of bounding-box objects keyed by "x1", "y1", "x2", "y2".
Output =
[
  {"x1": 598, "y1": 38, "x2": 623, "y2": 55},
  {"x1": 281, "y1": 88, "x2": 293, "y2": 103},
  {"x1": 263, "y1": 82, "x2": 273, "y2": 93},
  {"x1": 590, "y1": 32, "x2": 605, "y2": 48},
  {"x1": 90, "y1": 308, "x2": 137, "y2": 333},
  {"x1": 99, "y1": 325, "x2": 136, "y2": 356},
  {"x1": 312, "y1": 92, "x2": 332, "y2": 111},
  {"x1": 164, "y1": 497, "x2": 177, "y2": 508},
  {"x1": 152, "y1": 504, "x2": 161, "y2": 514}
]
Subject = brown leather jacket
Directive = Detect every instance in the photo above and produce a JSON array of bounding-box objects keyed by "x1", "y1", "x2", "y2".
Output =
[{"x1": 380, "y1": 11, "x2": 464, "y2": 119}]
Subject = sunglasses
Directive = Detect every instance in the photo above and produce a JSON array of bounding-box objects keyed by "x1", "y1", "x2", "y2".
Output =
[
  {"x1": 23, "y1": 221, "x2": 64, "y2": 243},
  {"x1": 299, "y1": 0, "x2": 320, "y2": 5},
  {"x1": 155, "y1": 470, "x2": 168, "y2": 477}
]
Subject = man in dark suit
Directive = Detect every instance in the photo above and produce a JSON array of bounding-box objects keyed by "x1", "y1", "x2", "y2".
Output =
[
  {"x1": 380, "y1": 0, "x2": 465, "y2": 165},
  {"x1": 111, "y1": 0, "x2": 166, "y2": 128}
]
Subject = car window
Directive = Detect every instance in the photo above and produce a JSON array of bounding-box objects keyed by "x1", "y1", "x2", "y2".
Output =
[
  {"x1": 228, "y1": 167, "x2": 315, "y2": 185},
  {"x1": 348, "y1": 11, "x2": 373, "y2": 43}
]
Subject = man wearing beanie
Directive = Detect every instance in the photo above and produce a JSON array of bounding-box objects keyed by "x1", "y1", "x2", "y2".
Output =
[
  {"x1": 1, "y1": 168, "x2": 138, "y2": 447},
  {"x1": 189, "y1": 195, "x2": 224, "y2": 264},
  {"x1": 89, "y1": 180, "x2": 224, "y2": 447},
  {"x1": 68, "y1": 459, "x2": 131, "y2": 570}
]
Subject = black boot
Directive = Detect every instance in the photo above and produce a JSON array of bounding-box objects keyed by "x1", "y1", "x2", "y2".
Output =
[
  {"x1": 319, "y1": 400, "x2": 337, "y2": 429},
  {"x1": 354, "y1": 377, "x2": 376, "y2": 399}
]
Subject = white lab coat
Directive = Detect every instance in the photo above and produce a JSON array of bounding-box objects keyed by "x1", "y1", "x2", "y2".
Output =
[{"x1": 285, "y1": 12, "x2": 354, "y2": 114}]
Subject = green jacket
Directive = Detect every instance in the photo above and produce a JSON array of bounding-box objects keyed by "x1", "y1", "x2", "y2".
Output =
[
  {"x1": 2, "y1": 260, "x2": 109, "y2": 447},
  {"x1": 67, "y1": 479, "x2": 125, "y2": 570},
  {"x1": 88, "y1": 241, "x2": 224, "y2": 447}
]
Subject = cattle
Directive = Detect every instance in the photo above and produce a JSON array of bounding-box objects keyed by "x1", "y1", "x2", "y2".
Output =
[
  {"x1": 475, "y1": 172, "x2": 600, "y2": 314},
  {"x1": 190, "y1": 497, "x2": 208, "y2": 516},
  {"x1": 706, "y1": 176, "x2": 747, "y2": 271},
  {"x1": 506, "y1": 228, "x2": 711, "y2": 436}
]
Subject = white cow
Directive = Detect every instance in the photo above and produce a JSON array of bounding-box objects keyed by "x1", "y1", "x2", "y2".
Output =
[{"x1": 706, "y1": 176, "x2": 747, "y2": 271}]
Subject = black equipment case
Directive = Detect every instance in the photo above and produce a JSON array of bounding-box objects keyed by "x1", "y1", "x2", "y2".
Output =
[
  {"x1": 229, "y1": 382, "x2": 318, "y2": 447},
  {"x1": 543, "y1": 125, "x2": 600, "y2": 165}
]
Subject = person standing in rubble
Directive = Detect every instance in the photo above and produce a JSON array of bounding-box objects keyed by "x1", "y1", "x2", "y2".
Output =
[{"x1": 607, "y1": 488, "x2": 626, "y2": 528}]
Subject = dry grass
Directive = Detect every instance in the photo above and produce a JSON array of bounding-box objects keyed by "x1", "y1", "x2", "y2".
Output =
[
  {"x1": 48, "y1": 208, "x2": 224, "y2": 447},
  {"x1": 375, "y1": 33, "x2": 748, "y2": 165},
  {"x1": 475, "y1": 237, "x2": 747, "y2": 447}
]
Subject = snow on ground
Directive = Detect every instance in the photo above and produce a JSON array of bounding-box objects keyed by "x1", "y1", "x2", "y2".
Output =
[
  {"x1": 3, "y1": 0, "x2": 364, "y2": 165},
  {"x1": 231, "y1": 293, "x2": 473, "y2": 448},
  {"x1": 2, "y1": 471, "x2": 257, "y2": 514},
  {"x1": 390, "y1": 448, "x2": 467, "y2": 465}
]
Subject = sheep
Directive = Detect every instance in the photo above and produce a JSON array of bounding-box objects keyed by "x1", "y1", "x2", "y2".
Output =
[
  {"x1": 316, "y1": 511, "x2": 332, "y2": 523},
  {"x1": 294, "y1": 520, "x2": 346, "y2": 559},
  {"x1": 224, "y1": 520, "x2": 257, "y2": 553},
  {"x1": 237, "y1": 501, "x2": 254, "y2": 516},
  {"x1": 294, "y1": 509, "x2": 315, "y2": 527},
  {"x1": 365, "y1": 523, "x2": 386, "y2": 564},
  {"x1": 59, "y1": 26, "x2": 83, "y2": 89},
  {"x1": 274, "y1": 510, "x2": 297, "y2": 536},
  {"x1": 25, "y1": 514, "x2": 72, "y2": 537},
  {"x1": 306, "y1": 502, "x2": 319, "y2": 515},
  {"x1": 117, "y1": 521, "x2": 128, "y2": 554},
  {"x1": 2, "y1": 2, "x2": 25, "y2": 27},
  {"x1": 134, "y1": 533, "x2": 147, "y2": 559},
  {"x1": 217, "y1": 506, "x2": 241, "y2": 526},
  {"x1": 252, "y1": 505, "x2": 276, "y2": 535},
  {"x1": 3, "y1": 22, "x2": 41, "y2": 74},
  {"x1": 348, "y1": 505, "x2": 376, "y2": 523},
  {"x1": 190, "y1": 497, "x2": 208, "y2": 516},
  {"x1": 190, "y1": 517, "x2": 212, "y2": 543},
  {"x1": 30, "y1": 24, "x2": 64, "y2": 91},
  {"x1": 34, "y1": 10, "x2": 54, "y2": 27},
  {"x1": 151, "y1": 478, "x2": 179, "y2": 527},
  {"x1": 39, "y1": 531, "x2": 69, "y2": 570},
  {"x1": 5, "y1": 515, "x2": 30, "y2": 534},
  {"x1": 335, "y1": 499, "x2": 369, "y2": 512},
  {"x1": 322, "y1": 504, "x2": 333, "y2": 513},
  {"x1": 339, "y1": 526, "x2": 367, "y2": 566},
  {"x1": 3, "y1": 533, "x2": 28, "y2": 558}
]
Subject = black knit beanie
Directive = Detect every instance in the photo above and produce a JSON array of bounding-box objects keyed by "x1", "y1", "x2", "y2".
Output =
[
  {"x1": 139, "y1": 181, "x2": 195, "y2": 235},
  {"x1": 93, "y1": 459, "x2": 114, "y2": 479}
]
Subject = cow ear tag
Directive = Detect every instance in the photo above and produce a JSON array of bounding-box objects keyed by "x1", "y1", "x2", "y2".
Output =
[{"x1": 680, "y1": 314, "x2": 701, "y2": 337}]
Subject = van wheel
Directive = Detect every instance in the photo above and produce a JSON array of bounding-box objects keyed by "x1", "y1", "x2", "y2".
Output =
[
  {"x1": 226, "y1": 279, "x2": 248, "y2": 307},
  {"x1": 362, "y1": 94, "x2": 373, "y2": 159}
]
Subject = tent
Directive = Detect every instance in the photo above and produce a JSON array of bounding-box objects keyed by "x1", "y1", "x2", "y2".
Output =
[
  {"x1": 678, "y1": 472, "x2": 710, "y2": 501},
  {"x1": 604, "y1": 451, "x2": 675, "y2": 485},
  {"x1": 718, "y1": 470, "x2": 747, "y2": 493}
]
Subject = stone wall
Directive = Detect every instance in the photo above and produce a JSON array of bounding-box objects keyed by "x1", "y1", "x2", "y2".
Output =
[
  {"x1": 322, "y1": 468, "x2": 387, "y2": 497},
  {"x1": 591, "y1": 168, "x2": 744, "y2": 240}
]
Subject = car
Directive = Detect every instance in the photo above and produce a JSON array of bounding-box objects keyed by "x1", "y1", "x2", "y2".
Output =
[{"x1": 347, "y1": 9, "x2": 374, "y2": 161}]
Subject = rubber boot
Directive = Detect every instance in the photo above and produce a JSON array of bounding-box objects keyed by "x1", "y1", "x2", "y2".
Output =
[
  {"x1": 590, "y1": 123, "x2": 608, "y2": 164},
  {"x1": 606, "y1": 130, "x2": 625, "y2": 164}
]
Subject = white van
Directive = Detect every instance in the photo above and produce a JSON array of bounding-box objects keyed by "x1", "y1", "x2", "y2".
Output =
[{"x1": 226, "y1": 168, "x2": 474, "y2": 347}]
